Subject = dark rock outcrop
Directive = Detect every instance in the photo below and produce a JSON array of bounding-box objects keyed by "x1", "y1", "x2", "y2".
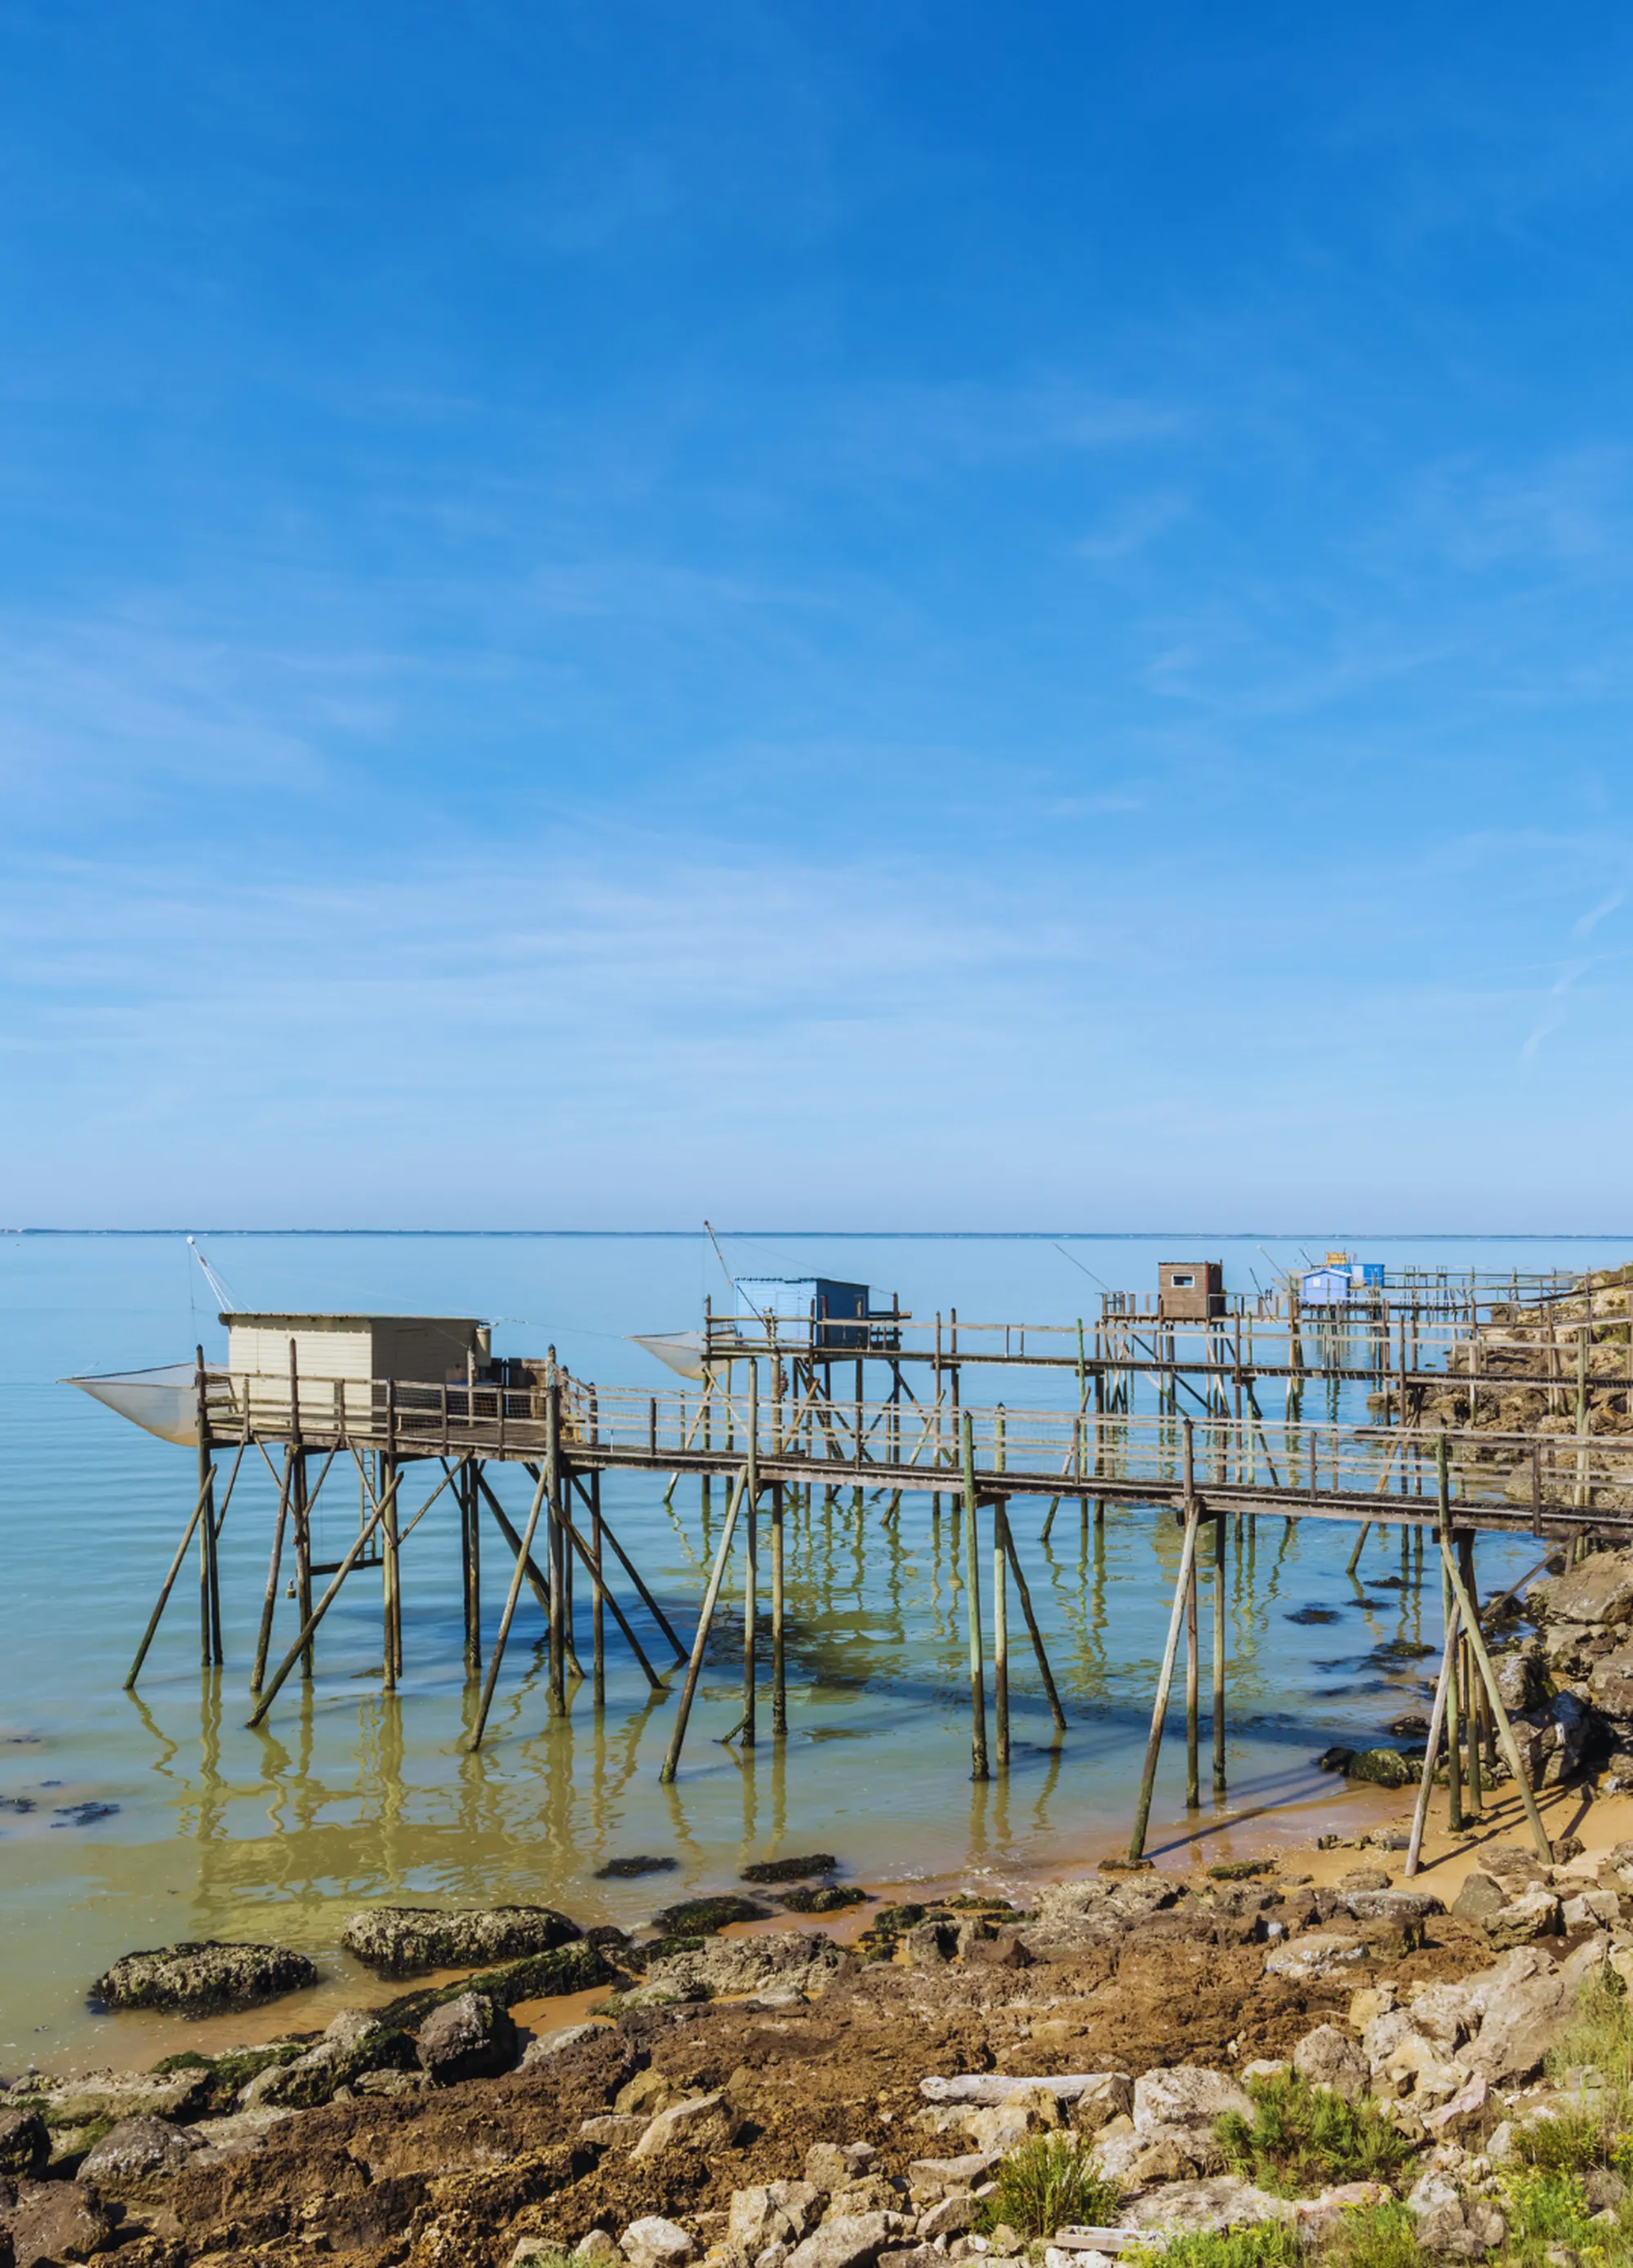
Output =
[
  {"x1": 92, "y1": 1941, "x2": 318, "y2": 2012},
  {"x1": 340, "y1": 1904, "x2": 581, "y2": 1975}
]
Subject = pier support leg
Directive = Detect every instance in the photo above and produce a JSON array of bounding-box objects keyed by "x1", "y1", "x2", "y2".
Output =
[
  {"x1": 294, "y1": 1452, "x2": 314, "y2": 1683},
  {"x1": 1458, "y1": 1532, "x2": 1484, "y2": 1809},
  {"x1": 742, "y1": 1479, "x2": 758, "y2": 1750},
  {"x1": 1441, "y1": 1540, "x2": 1553, "y2": 1866},
  {"x1": 772, "y1": 1481, "x2": 787, "y2": 1737},
  {"x1": 547, "y1": 1399, "x2": 567, "y2": 1718},
  {"x1": 591, "y1": 1470, "x2": 606, "y2": 1706},
  {"x1": 1000, "y1": 1521, "x2": 1067, "y2": 1732},
  {"x1": 468, "y1": 1466, "x2": 550, "y2": 1751},
  {"x1": 1185, "y1": 1545, "x2": 1199, "y2": 1810},
  {"x1": 993, "y1": 1501, "x2": 1010, "y2": 1769},
  {"x1": 1213, "y1": 1510, "x2": 1227, "y2": 1797},
  {"x1": 461, "y1": 1465, "x2": 482, "y2": 1674},
  {"x1": 961, "y1": 1415, "x2": 988, "y2": 1781},
  {"x1": 382, "y1": 1453, "x2": 400, "y2": 1692},
  {"x1": 126, "y1": 1474, "x2": 214, "y2": 1689},
  {"x1": 661, "y1": 1464, "x2": 749, "y2": 1783},
  {"x1": 251, "y1": 1450, "x2": 294, "y2": 1695},
  {"x1": 1129, "y1": 1507, "x2": 1202, "y2": 1862}
]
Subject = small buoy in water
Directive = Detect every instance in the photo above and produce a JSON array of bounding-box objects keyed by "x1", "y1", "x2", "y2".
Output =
[{"x1": 285, "y1": 1580, "x2": 296, "y2": 1598}]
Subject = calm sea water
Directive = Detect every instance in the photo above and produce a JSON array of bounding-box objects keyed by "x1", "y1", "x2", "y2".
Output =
[{"x1": 0, "y1": 1230, "x2": 1621, "y2": 2070}]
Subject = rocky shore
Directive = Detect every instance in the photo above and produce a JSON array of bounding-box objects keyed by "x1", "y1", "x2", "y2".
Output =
[
  {"x1": 23, "y1": 1543, "x2": 1633, "y2": 2268},
  {"x1": 7, "y1": 1822, "x2": 1633, "y2": 2268}
]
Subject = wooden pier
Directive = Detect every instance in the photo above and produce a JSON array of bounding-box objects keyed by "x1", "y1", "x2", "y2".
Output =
[{"x1": 93, "y1": 1308, "x2": 1632, "y2": 1883}]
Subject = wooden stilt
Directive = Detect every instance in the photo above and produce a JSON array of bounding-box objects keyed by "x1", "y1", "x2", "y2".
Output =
[
  {"x1": 999, "y1": 1521, "x2": 1067, "y2": 1731},
  {"x1": 467, "y1": 1465, "x2": 551, "y2": 1750},
  {"x1": 961, "y1": 1413, "x2": 989, "y2": 1781},
  {"x1": 195, "y1": 1350, "x2": 221, "y2": 1668},
  {"x1": 293, "y1": 1448, "x2": 314, "y2": 1682},
  {"x1": 474, "y1": 1470, "x2": 551, "y2": 1617},
  {"x1": 1129, "y1": 1505, "x2": 1202, "y2": 1861},
  {"x1": 1185, "y1": 1542, "x2": 1199, "y2": 1810},
  {"x1": 556, "y1": 1497, "x2": 664, "y2": 1689},
  {"x1": 743, "y1": 1363, "x2": 759, "y2": 1751},
  {"x1": 546, "y1": 1371, "x2": 567, "y2": 1716},
  {"x1": 1212, "y1": 1507, "x2": 1226, "y2": 1796},
  {"x1": 462, "y1": 1464, "x2": 482, "y2": 1672},
  {"x1": 772, "y1": 1479, "x2": 787, "y2": 1736},
  {"x1": 126, "y1": 1473, "x2": 216, "y2": 1688},
  {"x1": 1404, "y1": 1600, "x2": 1461, "y2": 1878},
  {"x1": 660, "y1": 1461, "x2": 749, "y2": 1783},
  {"x1": 1441, "y1": 1542, "x2": 1552, "y2": 1865},
  {"x1": 1438, "y1": 1438, "x2": 1463, "y2": 1831},
  {"x1": 591, "y1": 1468, "x2": 606, "y2": 1705},
  {"x1": 993, "y1": 1499, "x2": 1010, "y2": 1769},
  {"x1": 382, "y1": 1388, "x2": 400, "y2": 1693},
  {"x1": 251, "y1": 1448, "x2": 294, "y2": 1694}
]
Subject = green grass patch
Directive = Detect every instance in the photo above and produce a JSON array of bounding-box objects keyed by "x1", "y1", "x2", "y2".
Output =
[
  {"x1": 977, "y1": 2134, "x2": 1122, "y2": 2239},
  {"x1": 1329, "y1": 2201, "x2": 1428, "y2": 2268},
  {"x1": 1215, "y1": 2072, "x2": 1416, "y2": 2198},
  {"x1": 1125, "y1": 2225, "x2": 1304, "y2": 2268}
]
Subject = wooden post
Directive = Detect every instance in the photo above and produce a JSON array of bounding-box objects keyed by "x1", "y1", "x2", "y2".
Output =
[
  {"x1": 1440, "y1": 1541, "x2": 1554, "y2": 1866},
  {"x1": 961, "y1": 1413, "x2": 989, "y2": 1781},
  {"x1": 1000, "y1": 1522, "x2": 1067, "y2": 1731},
  {"x1": 743, "y1": 1363, "x2": 759, "y2": 1751},
  {"x1": 251, "y1": 1447, "x2": 295, "y2": 1694},
  {"x1": 125, "y1": 1472, "x2": 216, "y2": 1688},
  {"x1": 194, "y1": 1349, "x2": 221, "y2": 1668},
  {"x1": 466, "y1": 1465, "x2": 550, "y2": 1750},
  {"x1": 546, "y1": 1367, "x2": 566, "y2": 1716},
  {"x1": 382, "y1": 1382, "x2": 399, "y2": 1692},
  {"x1": 1185, "y1": 1545, "x2": 1200, "y2": 1811},
  {"x1": 1129, "y1": 1505, "x2": 1202, "y2": 1861},
  {"x1": 1437, "y1": 1434, "x2": 1463, "y2": 1831},
  {"x1": 591, "y1": 1468, "x2": 606, "y2": 1706},
  {"x1": 1405, "y1": 1597, "x2": 1460, "y2": 1879},
  {"x1": 462, "y1": 1463, "x2": 482, "y2": 1672},
  {"x1": 660, "y1": 1462, "x2": 749, "y2": 1783},
  {"x1": 772, "y1": 1479, "x2": 787, "y2": 1736},
  {"x1": 1212, "y1": 1507, "x2": 1227, "y2": 1796},
  {"x1": 993, "y1": 1499, "x2": 1011, "y2": 1769}
]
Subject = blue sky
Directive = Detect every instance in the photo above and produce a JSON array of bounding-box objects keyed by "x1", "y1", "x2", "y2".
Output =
[{"x1": 2, "y1": 2, "x2": 1632, "y2": 1230}]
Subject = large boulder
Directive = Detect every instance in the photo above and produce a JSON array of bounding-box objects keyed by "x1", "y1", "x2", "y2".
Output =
[
  {"x1": 35, "y1": 2068, "x2": 210, "y2": 2128},
  {"x1": 621, "y1": 2218, "x2": 697, "y2": 2268},
  {"x1": 1512, "y1": 1692, "x2": 1595, "y2": 1787},
  {"x1": 91, "y1": 1940, "x2": 316, "y2": 2012},
  {"x1": 1452, "y1": 1871, "x2": 1507, "y2": 1922},
  {"x1": 1021, "y1": 1875, "x2": 1178, "y2": 1959},
  {"x1": 785, "y1": 2213, "x2": 897, "y2": 2268},
  {"x1": 340, "y1": 1904, "x2": 580, "y2": 1975},
  {"x1": 0, "y1": 2110, "x2": 47, "y2": 2178},
  {"x1": 1588, "y1": 1640, "x2": 1633, "y2": 1719},
  {"x1": 242, "y1": 2008, "x2": 416, "y2": 2108},
  {"x1": 1464, "y1": 1939, "x2": 1609, "y2": 2084},
  {"x1": 1132, "y1": 2066, "x2": 1253, "y2": 2135},
  {"x1": 1264, "y1": 1932, "x2": 1368, "y2": 1982},
  {"x1": 630, "y1": 2092, "x2": 737, "y2": 2160},
  {"x1": 1531, "y1": 1548, "x2": 1633, "y2": 1630},
  {"x1": 728, "y1": 2181, "x2": 824, "y2": 2252},
  {"x1": 1124, "y1": 2177, "x2": 1293, "y2": 2235},
  {"x1": 625, "y1": 1928, "x2": 843, "y2": 2006},
  {"x1": 1292, "y1": 2025, "x2": 1368, "y2": 2100},
  {"x1": 78, "y1": 2115, "x2": 203, "y2": 2190},
  {"x1": 3, "y1": 2178, "x2": 114, "y2": 2268},
  {"x1": 415, "y1": 1990, "x2": 518, "y2": 2083},
  {"x1": 1345, "y1": 1748, "x2": 1417, "y2": 1789}
]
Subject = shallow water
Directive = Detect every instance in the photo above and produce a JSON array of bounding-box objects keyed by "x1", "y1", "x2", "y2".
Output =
[{"x1": 0, "y1": 1230, "x2": 1617, "y2": 2070}]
